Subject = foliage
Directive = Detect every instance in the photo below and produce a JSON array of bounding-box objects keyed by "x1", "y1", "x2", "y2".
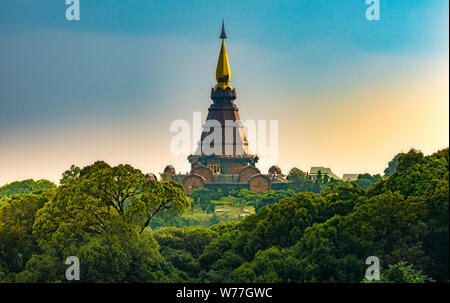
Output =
[
  {"x1": 191, "y1": 188, "x2": 213, "y2": 211},
  {"x1": 0, "y1": 189, "x2": 55, "y2": 280},
  {"x1": 231, "y1": 189, "x2": 295, "y2": 212},
  {"x1": 153, "y1": 226, "x2": 216, "y2": 280},
  {"x1": 354, "y1": 173, "x2": 382, "y2": 190},
  {"x1": 0, "y1": 148, "x2": 448, "y2": 283},
  {"x1": 34, "y1": 161, "x2": 189, "y2": 242},
  {"x1": 193, "y1": 148, "x2": 449, "y2": 283},
  {"x1": 384, "y1": 153, "x2": 401, "y2": 177},
  {"x1": 363, "y1": 261, "x2": 435, "y2": 283},
  {"x1": 0, "y1": 162, "x2": 189, "y2": 282},
  {"x1": 0, "y1": 179, "x2": 56, "y2": 199}
]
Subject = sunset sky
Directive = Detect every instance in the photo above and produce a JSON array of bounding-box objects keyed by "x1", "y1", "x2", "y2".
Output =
[{"x1": 0, "y1": 0, "x2": 448, "y2": 185}]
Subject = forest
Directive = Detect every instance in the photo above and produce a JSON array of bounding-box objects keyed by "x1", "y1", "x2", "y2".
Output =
[{"x1": 0, "y1": 148, "x2": 448, "y2": 283}]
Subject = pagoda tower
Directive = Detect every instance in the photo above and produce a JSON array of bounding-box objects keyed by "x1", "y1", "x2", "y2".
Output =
[
  {"x1": 187, "y1": 21, "x2": 258, "y2": 174},
  {"x1": 163, "y1": 21, "x2": 288, "y2": 195}
]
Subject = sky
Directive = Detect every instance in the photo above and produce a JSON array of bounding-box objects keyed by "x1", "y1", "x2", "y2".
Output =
[{"x1": 0, "y1": 0, "x2": 448, "y2": 185}]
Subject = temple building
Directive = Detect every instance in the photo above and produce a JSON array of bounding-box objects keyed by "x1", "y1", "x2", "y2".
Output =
[
  {"x1": 309, "y1": 167, "x2": 340, "y2": 180},
  {"x1": 159, "y1": 22, "x2": 288, "y2": 194},
  {"x1": 341, "y1": 174, "x2": 360, "y2": 182}
]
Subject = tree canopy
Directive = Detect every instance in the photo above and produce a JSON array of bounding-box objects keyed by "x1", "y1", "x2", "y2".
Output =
[{"x1": 0, "y1": 148, "x2": 448, "y2": 282}]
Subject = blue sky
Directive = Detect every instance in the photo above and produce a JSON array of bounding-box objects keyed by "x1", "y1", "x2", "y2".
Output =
[
  {"x1": 0, "y1": 0, "x2": 448, "y2": 184},
  {"x1": 1, "y1": 1, "x2": 447, "y2": 52}
]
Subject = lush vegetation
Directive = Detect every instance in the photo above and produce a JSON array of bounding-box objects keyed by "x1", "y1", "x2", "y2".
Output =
[
  {"x1": 0, "y1": 148, "x2": 448, "y2": 282},
  {"x1": 149, "y1": 169, "x2": 382, "y2": 230},
  {"x1": 0, "y1": 179, "x2": 56, "y2": 199},
  {"x1": 0, "y1": 179, "x2": 56, "y2": 209}
]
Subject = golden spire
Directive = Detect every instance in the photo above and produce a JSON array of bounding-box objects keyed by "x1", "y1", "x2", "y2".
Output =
[{"x1": 215, "y1": 20, "x2": 232, "y2": 90}]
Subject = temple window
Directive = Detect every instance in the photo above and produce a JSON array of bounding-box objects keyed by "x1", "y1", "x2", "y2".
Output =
[{"x1": 208, "y1": 163, "x2": 221, "y2": 173}]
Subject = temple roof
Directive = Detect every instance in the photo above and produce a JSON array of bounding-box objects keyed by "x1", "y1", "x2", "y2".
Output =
[
  {"x1": 342, "y1": 174, "x2": 359, "y2": 181},
  {"x1": 309, "y1": 167, "x2": 340, "y2": 180},
  {"x1": 190, "y1": 21, "x2": 255, "y2": 163}
]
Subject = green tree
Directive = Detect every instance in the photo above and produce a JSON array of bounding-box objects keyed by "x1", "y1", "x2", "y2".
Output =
[
  {"x1": 153, "y1": 226, "x2": 216, "y2": 259},
  {"x1": 384, "y1": 153, "x2": 401, "y2": 177},
  {"x1": 0, "y1": 179, "x2": 56, "y2": 199},
  {"x1": 287, "y1": 168, "x2": 308, "y2": 192},
  {"x1": 313, "y1": 179, "x2": 321, "y2": 193},
  {"x1": 191, "y1": 188, "x2": 212, "y2": 211},
  {"x1": 0, "y1": 189, "x2": 55, "y2": 280},
  {"x1": 354, "y1": 173, "x2": 381, "y2": 190},
  {"x1": 316, "y1": 170, "x2": 323, "y2": 182},
  {"x1": 60, "y1": 165, "x2": 81, "y2": 185},
  {"x1": 363, "y1": 261, "x2": 434, "y2": 283},
  {"x1": 33, "y1": 162, "x2": 190, "y2": 250}
]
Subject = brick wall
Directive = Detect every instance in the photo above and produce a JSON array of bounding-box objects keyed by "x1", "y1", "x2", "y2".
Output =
[
  {"x1": 191, "y1": 166, "x2": 214, "y2": 183},
  {"x1": 249, "y1": 175, "x2": 271, "y2": 192},
  {"x1": 238, "y1": 166, "x2": 260, "y2": 183},
  {"x1": 183, "y1": 174, "x2": 205, "y2": 194}
]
